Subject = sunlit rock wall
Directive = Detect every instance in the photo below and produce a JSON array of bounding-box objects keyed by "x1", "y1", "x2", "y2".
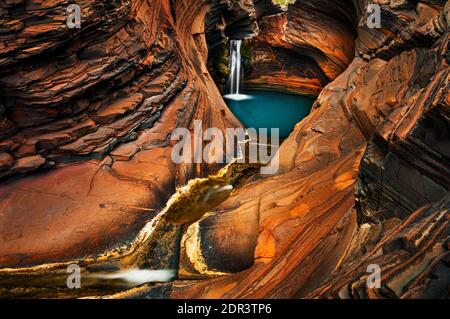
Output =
[
  {"x1": 0, "y1": 0, "x2": 448, "y2": 299},
  {"x1": 0, "y1": 0, "x2": 239, "y2": 268}
]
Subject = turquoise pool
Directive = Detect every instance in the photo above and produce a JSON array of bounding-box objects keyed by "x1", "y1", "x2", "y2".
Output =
[{"x1": 224, "y1": 90, "x2": 315, "y2": 139}]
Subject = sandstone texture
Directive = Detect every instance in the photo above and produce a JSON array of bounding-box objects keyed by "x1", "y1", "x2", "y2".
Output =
[{"x1": 0, "y1": 0, "x2": 448, "y2": 299}]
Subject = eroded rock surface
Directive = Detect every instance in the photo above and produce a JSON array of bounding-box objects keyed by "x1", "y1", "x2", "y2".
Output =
[
  {"x1": 0, "y1": 0, "x2": 448, "y2": 299},
  {"x1": 0, "y1": 0, "x2": 240, "y2": 269}
]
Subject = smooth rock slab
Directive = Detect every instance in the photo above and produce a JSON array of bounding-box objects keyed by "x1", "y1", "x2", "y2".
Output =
[{"x1": 0, "y1": 159, "x2": 156, "y2": 268}]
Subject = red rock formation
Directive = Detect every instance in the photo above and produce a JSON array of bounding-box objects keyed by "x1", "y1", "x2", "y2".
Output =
[
  {"x1": 172, "y1": 0, "x2": 450, "y2": 299},
  {"x1": 0, "y1": 0, "x2": 239, "y2": 268},
  {"x1": 243, "y1": 0, "x2": 358, "y2": 96},
  {"x1": 0, "y1": 0, "x2": 448, "y2": 299}
]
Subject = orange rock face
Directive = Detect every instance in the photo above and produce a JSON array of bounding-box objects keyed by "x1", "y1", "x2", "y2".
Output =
[
  {"x1": 0, "y1": 0, "x2": 238, "y2": 269},
  {"x1": 0, "y1": 0, "x2": 449, "y2": 299}
]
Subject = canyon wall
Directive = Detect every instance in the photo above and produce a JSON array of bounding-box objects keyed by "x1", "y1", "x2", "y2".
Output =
[
  {"x1": 174, "y1": 0, "x2": 450, "y2": 299},
  {"x1": 0, "y1": 0, "x2": 238, "y2": 268},
  {"x1": 245, "y1": 0, "x2": 358, "y2": 95},
  {"x1": 0, "y1": 0, "x2": 448, "y2": 298}
]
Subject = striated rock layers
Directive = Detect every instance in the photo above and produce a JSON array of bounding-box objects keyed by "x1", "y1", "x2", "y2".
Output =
[
  {"x1": 0, "y1": 0, "x2": 449, "y2": 299},
  {"x1": 0, "y1": 0, "x2": 241, "y2": 269},
  {"x1": 245, "y1": 0, "x2": 358, "y2": 95}
]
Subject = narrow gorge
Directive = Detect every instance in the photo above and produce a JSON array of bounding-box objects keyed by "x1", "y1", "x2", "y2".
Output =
[{"x1": 0, "y1": 0, "x2": 449, "y2": 299}]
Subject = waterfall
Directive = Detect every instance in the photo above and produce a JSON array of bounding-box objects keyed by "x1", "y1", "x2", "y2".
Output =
[
  {"x1": 229, "y1": 39, "x2": 242, "y2": 95},
  {"x1": 230, "y1": 40, "x2": 242, "y2": 95},
  {"x1": 224, "y1": 39, "x2": 251, "y2": 101}
]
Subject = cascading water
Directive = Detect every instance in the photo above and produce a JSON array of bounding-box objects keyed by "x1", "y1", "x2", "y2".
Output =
[
  {"x1": 224, "y1": 39, "x2": 250, "y2": 101},
  {"x1": 229, "y1": 39, "x2": 242, "y2": 95}
]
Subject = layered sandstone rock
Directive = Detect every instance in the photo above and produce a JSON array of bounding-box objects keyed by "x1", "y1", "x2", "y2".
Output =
[
  {"x1": 0, "y1": 0, "x2": 448, "y2": 299},
  {"x1": 172, "y1": 0, "x2": 449, "y2": 298},
  {"x1": 246, "y1": 0, "x2": 358, "y2": 95},
  {"x1": 0, "y1": 0, "x2": 240, "y2": 270}
]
